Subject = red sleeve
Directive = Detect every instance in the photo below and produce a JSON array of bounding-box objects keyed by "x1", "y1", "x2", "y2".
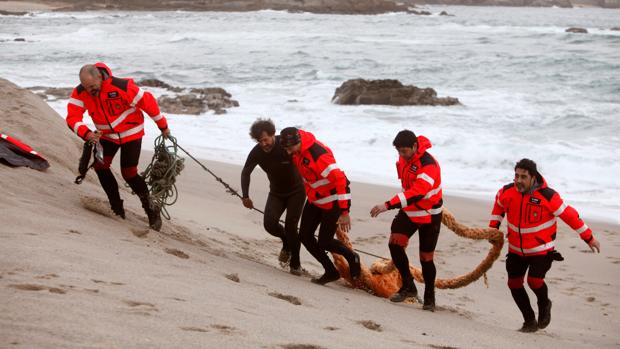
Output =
[
  {"x1": 547, "y1": 192, "x2": 593, "y2": 241},
  {"x1": 65, "y1": 89, "x2": 91, "y2": 140},
  {"x1": 127, "y1": 80, "x2": 168, "y2": 130},
  {"x1": 386, "y1": 163, "x2": 438, "y2": 209},
  {"x1": 489, "y1": 189, "x2": 506, "y2": 229},
  {"x1": 315, "y1": 153, "x2": 350, "y2": 211}
]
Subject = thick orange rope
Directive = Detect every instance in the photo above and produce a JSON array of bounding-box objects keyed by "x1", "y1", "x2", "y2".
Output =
[{"x1": 332, "y1": 207, "x2": 504, "y2": 298}]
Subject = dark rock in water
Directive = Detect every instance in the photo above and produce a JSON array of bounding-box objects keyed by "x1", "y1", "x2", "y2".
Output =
[
  {"x1": 0, "y1": 10, "x2": 28, "y2": 16},
  {"x1": 439, "y1": 10, "x2": 452, "y2": 15},
  {"x1": 27, "y1": 86, "x2": 73, "y2": 100},
  {"x1": 611, "y1": 27, "x2": 620, "y2": 31},
  {"x1": 409, "y1": 9, "x2": 432, "y2": 15},
  {"x1": 332, "y1": 79, "x2": 460, "y2": 106},
  {"x1": 158, "y1": 88, "x2": 239, "y2": 115},
  {"x1": 14, "y1": 38, "x2": 26, "y2": 42},
  {"x1": 565, "y1": 27, "x2": 588, "y2": 34},
  {"x1": 137, "y1": 79, "x2": 184, "y2": 93}
]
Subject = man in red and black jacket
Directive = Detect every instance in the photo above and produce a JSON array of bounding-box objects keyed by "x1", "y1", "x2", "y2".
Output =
[
  {"x1": 66, "y1": 63, "x2": 171, "y2": 231},
  {"x1": 490, "y1": 158, "x2": 600, "y2": 332},
  {"x1": 370, "y1": 130, "x2": 442, "y2": 311},
  {"x1": 280, "y1": 127, "x2": 360, "y2": 285}
]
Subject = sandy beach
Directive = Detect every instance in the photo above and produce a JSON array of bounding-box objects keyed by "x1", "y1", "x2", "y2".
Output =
[{"x1": 0, "y1": 78, "x2": 618, "y2": 348}]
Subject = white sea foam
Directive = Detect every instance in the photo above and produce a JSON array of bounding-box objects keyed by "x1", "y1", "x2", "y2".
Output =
[{"x1": 3, "y1": 6, "x2": 619, "y2": 222}]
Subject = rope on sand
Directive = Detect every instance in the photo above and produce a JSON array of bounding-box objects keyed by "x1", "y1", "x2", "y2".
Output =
[
  {"x1": 141, "y1": 135, "x2": 185, "y2": 220},
  {"x1": 331, "y1": 207, "x2": 504, "y2": 298}
]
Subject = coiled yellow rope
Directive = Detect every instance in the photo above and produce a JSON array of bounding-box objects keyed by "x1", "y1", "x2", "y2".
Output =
[{"x1": 332, "y1": 207, "x2": 504, "y2": 297}]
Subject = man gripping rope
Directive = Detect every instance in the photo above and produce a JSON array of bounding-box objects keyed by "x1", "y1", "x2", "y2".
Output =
[
  {"x1": 489, "y1": 158, "x2": 600, "y2": 332},
  {"x1": 280, "y1": 127, "x2": 361, "y2": 285},
  {"x1": 66, "y1": 63, "x2": 171, "y2": 231},
  {"x1": 241, "y1": 119, "x2": 305, "y2": 275},
  {"x1": 370, "y1": 130, "x2": 443, "y2": 311}
]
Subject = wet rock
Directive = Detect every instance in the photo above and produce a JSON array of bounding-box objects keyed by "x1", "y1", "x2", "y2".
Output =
[
  {"x1": 14, "y1": 38, "x2": 26, "y2": 42},
  {"x1": 409, "y1": 9, "x2": 432, "y2": 15},
  {"x1": 137, "y1": 78, "x2": 184, "y2": 93},
  {"x1": 565, "y1": 27, "x2": 588, "y2": 34},
  {"x1": 0, "y1": 10, "x2": 28, "y2": 16},
  {"x1": 27, "y1": 86, "x2": 73, "y2": 100},
  {"x1": 611, "y1": 27, "x2": 620, "y2": 31},
  {"x1": 158, "y1": 88, "x2": 239, "y2": 115},
  {"x1": 439, "y1": 10, "x2": 453, "y2": 15},
  {"x1": 332, "y1": 79, "x2": 460, "y2": 106}
]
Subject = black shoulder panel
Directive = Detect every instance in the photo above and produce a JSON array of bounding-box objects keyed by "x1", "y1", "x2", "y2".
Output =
[
  {"x1": 76, "y1": 84, "x2": 85, "y2": 94},
  {"x1": 539, "y1": 187, "x2": 557, "y2": 202},
  {"x1": 308, "y1": 143, "x2": 327, "y2": 161},
  {"x1": 503, "y1": 183, "x2": 515, "y2": 191},
  {"x1": 419, "y1": 152, "x2": 436, "y2": 167},
  {"x1": 111, "y1": 77, "x2": 129, "y2": 91}
]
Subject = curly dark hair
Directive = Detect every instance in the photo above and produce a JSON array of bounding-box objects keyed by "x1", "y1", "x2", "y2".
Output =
[
  {"x1": 515, "y1": 158, "x2": 543, "y2": 182},
  {"x1": 249, "y1": 118, "x2": 276, "y2": 140},
  {"x1": 392, "y1": 129, "x2": 418, "y2": 148}
]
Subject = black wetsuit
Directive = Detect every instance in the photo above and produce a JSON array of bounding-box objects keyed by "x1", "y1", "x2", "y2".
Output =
[{"x1": 241, "y1": 136, "x2": 305, "y2": 268}]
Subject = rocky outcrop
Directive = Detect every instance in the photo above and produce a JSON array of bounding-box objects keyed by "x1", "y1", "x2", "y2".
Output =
[
  {"x1": 50, "y1": 0, "x2": 411, "y2": 14},
  {"x1": 566, "y1": 27, "x2": 588, "y2": 33},
  {"x1": 158, "y1": 88, "x2": 239, "y2": 115},
  {"x1": 332, "y1": 79, "x2": 459, "y2": 106},
  {"x1": 137, "y1": 79, "x2": 183, "y2": 92},
  {"x1": 28, "y1": 86, "x2": 73, "y2": 100},
  {"x1": 610, "y1": 27, "x2": 620, "y2": 31}
]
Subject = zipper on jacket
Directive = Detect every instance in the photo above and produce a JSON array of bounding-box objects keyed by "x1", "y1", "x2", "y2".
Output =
[
  {"x1": 98, "y1": 93, "x2": 122, "y2": 142},
  {"x1": 518, "y1": 193, "x2": 525, "y2": 255}
]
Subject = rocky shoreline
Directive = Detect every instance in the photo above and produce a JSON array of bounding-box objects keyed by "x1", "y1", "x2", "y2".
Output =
[{"x1": 0, "y1": 0, "x2": 618, "y2": 14}]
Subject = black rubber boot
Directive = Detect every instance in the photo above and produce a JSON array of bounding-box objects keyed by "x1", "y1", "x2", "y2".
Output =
[
  {"x1": 110, "y1": 199, "x2": 125, "y2": 219},
  {"x1": 311, "y1": 267, "x2": 340, "y2": 285},
  {"x1": 422, "y1": 294, "x2": 436, "y2": 312},
  {"x1": 538, "y1": 300, "x2": 552, "y2": 329},
  {"x1": 126, "y1": 175, "x2": 162, "y2": 231},
  {"x1": 95, "y1": 169, "x2": 124, "y2": 217},
  {"x1": 390, "y1": 280, "x2": 418, "y2": 303},
  {"x1": 348, "y1": 252, "x2": 361, "y2": 279},
  {"x1": 519, "y1": 319, "x2": 539, "y2": 333},
  {"x1": 139, "y1": 194, "x2": 162, "y2": 231}
]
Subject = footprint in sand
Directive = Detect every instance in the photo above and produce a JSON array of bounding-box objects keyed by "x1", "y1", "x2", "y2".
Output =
[
  {"x1": 35, "y1": 273, "x2": 59, "y2": 280},
  {"x1": 91, "y1": 279, "x2": 125, "y2": 286},
  {"x1": 210, "y1": 324, "x2": 238, "y2": 335},
  {"x1": 323, "y1": 326, "x2": 339, "y2": 331},
  {"x1": 165, "y1": 248, "x2": 189, "y2": 259},
  {"x1": 357, "y1": 320, "x2": 382, "y2": 332},
  {"x1": 131, "y1": 228, "x2": 149, "y2": 238},
  {"x1": 280, "y1": 345, "x2": 326, "y2": 349},
  {"x1": 268, "y1": 292, "x2": 302, "y2": 306},
  {"x1": 123, "y1": 300, "x2": 158, "y2": 315},
  {"x1": 8, "y1": 284, "x2": 66, "y2": 294},
  {"x1": 225, "y1": 273, "x2": 240, "y2": 283},
  {"x1": 180, "y1": 326, "x2": 209, "y2": 333}
]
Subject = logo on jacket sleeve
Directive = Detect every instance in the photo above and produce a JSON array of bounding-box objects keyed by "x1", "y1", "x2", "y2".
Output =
[
  {"x1": 409, "y1": 164, "x2": 418, "y2": 173},
  {"x1": 529, "y1": 197, "x2": 541, "y2": 204},
  {"x1": 107, "y1": 91, "x2": 119, "y2": 98}
]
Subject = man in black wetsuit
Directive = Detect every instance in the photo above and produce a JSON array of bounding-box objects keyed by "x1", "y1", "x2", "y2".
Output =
[{"x1": 241, "y1": 118, "x2": 306, "y2": 275}]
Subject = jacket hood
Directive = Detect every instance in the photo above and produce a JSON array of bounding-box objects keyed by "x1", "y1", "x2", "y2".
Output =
[
  {"x1": 298, "y1": 129, "x2": 317, "y2": 152},
  {"x1": 95, "y1": 62, "x2": 112, "y2": 80}
]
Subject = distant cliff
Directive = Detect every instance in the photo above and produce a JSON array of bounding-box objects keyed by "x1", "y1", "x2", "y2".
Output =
[{"x1": 48, "y1": 0, "x2": 412, "y2": 14}]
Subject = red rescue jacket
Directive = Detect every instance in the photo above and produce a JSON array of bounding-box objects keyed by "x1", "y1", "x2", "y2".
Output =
[
  {"x1": 66, "y1": 62, "x2": 168, "y2": 144},
  {"x1": 290, "y1": 130, "x2": 351, "y2": 211},
  {"x1": 385, "y1": 135, "x2": 443, "y2": 224},
  {"x1": 489, "y1": 177, "x2": 593, "y2": 256}
]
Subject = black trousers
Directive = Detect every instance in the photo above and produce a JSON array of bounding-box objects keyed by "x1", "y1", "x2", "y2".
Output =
[
  {"x1": 263, "y1": 190, "x2": 305, "y2": 268},
  {"x1": 94, "y1": 138, "x2": 149, "y2": 204},
  {"x1": 506, "y1": 252, "x2": 553, "y2": 322},
  {"x1": 389, "y1": 211, "x2": 442, "y2": 295},
  {"x1": 298, "y1": 202, "x2": 356, "y2": 273}
]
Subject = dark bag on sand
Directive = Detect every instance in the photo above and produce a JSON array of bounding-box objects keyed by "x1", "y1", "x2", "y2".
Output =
[
  {"x1": 0, "y1": 133, "x2": 49, "y2": 171},
  {"x1": 75, "y1": 141, "x2": 97, "y2": 184},
  {"x1": 548, "y1": 250, "x2": 564, "y2": 262}
]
